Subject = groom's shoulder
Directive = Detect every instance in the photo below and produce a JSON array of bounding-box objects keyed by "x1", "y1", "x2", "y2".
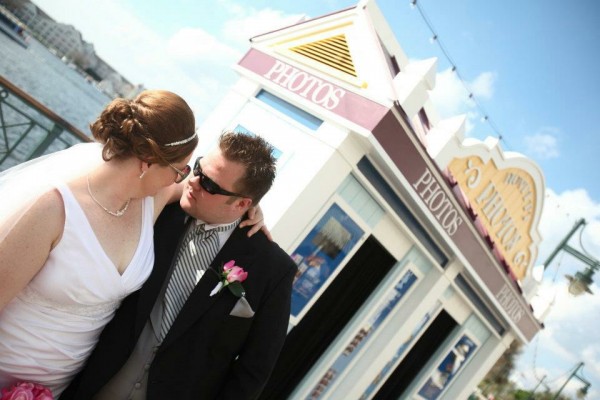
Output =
[
  {"x1": 155, "y1": 203, "x2": 187, "y2": 230},
  {"x1": 242, "y1": 228, "x2": 297, "y2": 273}
]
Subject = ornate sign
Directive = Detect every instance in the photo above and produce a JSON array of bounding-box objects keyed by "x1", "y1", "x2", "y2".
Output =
[{"x1": 447, "y1": 139, "x2": 544, "y2": 280}]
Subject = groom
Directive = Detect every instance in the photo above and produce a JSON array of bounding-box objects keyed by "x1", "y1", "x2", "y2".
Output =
[{"x1": 62, "y1": 131, "x2": 297, "y2": 399}]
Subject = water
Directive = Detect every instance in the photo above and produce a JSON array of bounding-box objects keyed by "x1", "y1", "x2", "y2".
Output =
[{"x1": 0, "y1": 29, "x2": 111, "y2": 134}]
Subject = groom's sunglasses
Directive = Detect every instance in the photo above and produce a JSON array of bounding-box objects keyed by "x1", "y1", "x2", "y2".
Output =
[{"x1": 193, "y1": 157, "x2": 246, "y2": 197}]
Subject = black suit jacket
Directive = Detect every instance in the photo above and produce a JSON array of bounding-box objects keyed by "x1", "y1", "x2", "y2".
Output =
[{"x1": 62, "y1": 203, "x2": 297, "y2": 400}]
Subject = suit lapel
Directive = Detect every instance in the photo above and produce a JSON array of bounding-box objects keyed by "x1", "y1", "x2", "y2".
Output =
[
  {"x1": 134, "y1": 208, "x2": 190, "y2": 335},
  {"x1": 160, "y1": 226, "x2": 257, "y2": 349}
]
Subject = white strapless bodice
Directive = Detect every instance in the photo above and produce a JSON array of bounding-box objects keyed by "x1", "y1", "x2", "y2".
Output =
[{"x1": 0, "y1": 184, "x2": 155, "y2": 397}]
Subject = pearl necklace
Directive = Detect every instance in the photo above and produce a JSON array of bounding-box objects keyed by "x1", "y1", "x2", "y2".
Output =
[{"x1": 86, "y1": 176, "x2": 131, "y2": 217}]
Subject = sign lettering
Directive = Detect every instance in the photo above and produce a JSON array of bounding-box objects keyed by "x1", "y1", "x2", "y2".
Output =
[
  {"x1": 263, "y1": 60, "x2": 347, "y2": 110},
  {"x1": 413, "y1": 168, "x2": 463, "y2": 236},
  {"x1": 450, "y1": 155, "x2": 540, "y2": 280},
  {"x1": 496, "y1": 284, "x2": 525, "y2": 324}
]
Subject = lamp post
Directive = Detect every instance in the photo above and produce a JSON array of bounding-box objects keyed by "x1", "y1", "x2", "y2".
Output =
[
  {"x1": 542, "y1": 219, "x2": 599, "y2": 296},
  {"x1": 565, "y1": 266, "x2": 596, "y2": 296},
  {"x1": 551, "y1": 362, "x2": 591, "y2": 400},
  {"x1": 542, "y1": 219, "x2": 586, "y2": 270}
]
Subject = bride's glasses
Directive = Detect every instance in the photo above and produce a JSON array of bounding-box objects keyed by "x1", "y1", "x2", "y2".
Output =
[{"x1": 168, "y1": 163, "x2": 191, "y2": 183}]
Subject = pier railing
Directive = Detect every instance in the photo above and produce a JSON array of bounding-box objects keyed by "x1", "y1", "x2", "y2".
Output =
[{"x1": 0, "y1": 75, "x2": 91, "y2": 172}]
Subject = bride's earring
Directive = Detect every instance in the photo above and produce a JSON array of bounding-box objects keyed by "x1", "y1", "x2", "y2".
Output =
[{"x1": 139, "y1": 171, "x2": 146, "y2": 179}]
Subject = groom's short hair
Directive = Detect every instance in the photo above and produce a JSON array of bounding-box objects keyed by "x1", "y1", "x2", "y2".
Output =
[{"x1": 219, "y1": 131, "x2": 276, "y2": 204}]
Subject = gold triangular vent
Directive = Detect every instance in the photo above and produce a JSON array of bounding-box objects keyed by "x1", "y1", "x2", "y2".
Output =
[{"x1": 289, "y1": 34, "x2": 357, "y2": 78}]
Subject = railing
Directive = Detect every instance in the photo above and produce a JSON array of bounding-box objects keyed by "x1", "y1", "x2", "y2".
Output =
[{"x1": 0, "y1": 75, "x2": 91, "y2": 172}]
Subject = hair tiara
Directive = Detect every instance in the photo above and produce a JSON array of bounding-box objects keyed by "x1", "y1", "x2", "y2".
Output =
[{"x1": 164, "y1": 132, "x2": 197, "y2": 147}]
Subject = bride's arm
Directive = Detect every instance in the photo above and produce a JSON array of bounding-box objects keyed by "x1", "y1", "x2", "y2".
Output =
[
  {"x1": 0, "y1": 190, "x2": 64, "y2": 311},
  {"x1": 239, "y1": 204, "x2": 272, "y2": 240}
]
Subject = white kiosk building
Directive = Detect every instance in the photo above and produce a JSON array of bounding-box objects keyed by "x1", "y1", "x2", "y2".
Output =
[{"x1": 197, "y1": 1, "x2": 545, "y2": 399}]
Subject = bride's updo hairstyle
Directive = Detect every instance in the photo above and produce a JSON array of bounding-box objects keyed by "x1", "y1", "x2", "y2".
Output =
[{"x1": 91, "y1": 90, "x2": 198, "y2": 164}]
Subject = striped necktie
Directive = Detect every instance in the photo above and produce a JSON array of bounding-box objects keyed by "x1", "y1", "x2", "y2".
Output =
[{"x1": 160, "y1": 220, "x2": 237, "y2": 340}]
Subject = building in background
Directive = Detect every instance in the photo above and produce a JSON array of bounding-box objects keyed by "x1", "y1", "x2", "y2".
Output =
[
  {"x1": 0, "y1": 0, "x2": 143, "y2": 98},
  {"x1": 195, "y1": 1, "x2": 545, "y2": 399}
]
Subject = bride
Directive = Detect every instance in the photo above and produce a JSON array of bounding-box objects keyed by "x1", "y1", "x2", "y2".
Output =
[{"x1": 0, "y1": 90, "x2": 262, "y2": 397}]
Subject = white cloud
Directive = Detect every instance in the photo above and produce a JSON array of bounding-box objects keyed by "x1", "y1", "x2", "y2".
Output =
[
  {"x1": 429, "y1": 67, "x2": 497, "y2": 135},
  {"x1": 220, "y1": 6, "x2": 306, "y2": 47},
  {"x1": 32, "y1": 0, "x2": 243, "y2": 119},
  {"x1": 429, "y1": 68, "x2": 468, "y2": 117},
  {"x1": 36, "y1": 0, "x2": 164, "y2": 82},
  {"x1": 518, "y1": 285, "x2": 600, "y2": 396},
  {"x1": 469, "y1": 71, "x2": 495, "y2": 99},
  {"x1": 217, "y1": 0, "x2": 246, "y2": 16},
  {"x1": 524, "y1": 129, "x2": 560, "y2": 159},
  {"x1": 517, "y1": 186, "x2": 600, "y2": 396},
  {"x1": 539, "y1": 188, "x2": 600, "y2": 253},
  {"x1": 30, "y1": 0, "x2": 310, "y2": 120},
  {"x1": 167, "y1": 28, "x2": 241, "y2": 64}
]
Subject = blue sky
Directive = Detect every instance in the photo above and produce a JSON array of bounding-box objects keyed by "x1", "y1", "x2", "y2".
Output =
[{"x1": 31, "y1": 0, "x2": 600, "y2": 397}]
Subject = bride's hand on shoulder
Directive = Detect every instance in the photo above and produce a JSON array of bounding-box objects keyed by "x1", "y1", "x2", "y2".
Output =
[{"x1": 239, "y1": 205, "x2": 272, "y2": 241}]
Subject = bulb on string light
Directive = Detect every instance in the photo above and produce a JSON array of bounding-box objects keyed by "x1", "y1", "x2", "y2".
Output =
[
  {"x1": 414, "y1": 0, "x2": 507, "y2": 144},
  {"x1": 466, "y1": 93, "x2": 476, "y2": 107}
]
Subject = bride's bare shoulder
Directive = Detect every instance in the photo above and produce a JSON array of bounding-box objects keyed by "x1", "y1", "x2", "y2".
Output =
[{"x1": 23, "y1": 189, "x2": 65, "y2": 238}]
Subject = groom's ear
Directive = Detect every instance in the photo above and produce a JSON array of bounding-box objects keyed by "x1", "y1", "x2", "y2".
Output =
[{"x1": 235, "y1": 197, "x2": 253, "y2": 210}]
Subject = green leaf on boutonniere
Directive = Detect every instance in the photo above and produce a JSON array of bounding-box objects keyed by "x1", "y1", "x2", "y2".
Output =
[
  {"x1": 209, "y1": 260, "x2": 248, "y2": 298},
  {"x1": 228, "y1": 281, "x2": 246, "y2": 298}
]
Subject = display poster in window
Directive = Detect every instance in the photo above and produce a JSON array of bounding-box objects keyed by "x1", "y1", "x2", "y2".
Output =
[
  {"x1": 417, "y1": 335, "x2": 477, "y2": 400},
  {"x1": 290, "y1": 203, "x2": 364, "y2": 317},
  {"x1": 359, "y1": 302, "x2": 442, "y2": 400},
  {"x1": 308, "y1": 270, "x2": 417, "y2": 399}
]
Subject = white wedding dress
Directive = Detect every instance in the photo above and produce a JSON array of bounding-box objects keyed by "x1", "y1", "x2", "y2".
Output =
[{"x1": 0, "y1": 183, "x2": 154, "y2": 397}]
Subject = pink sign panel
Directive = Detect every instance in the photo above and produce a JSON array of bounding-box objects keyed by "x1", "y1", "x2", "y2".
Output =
[{"x1": 238, "y1": 48, "x2": 389, "y2": 131}]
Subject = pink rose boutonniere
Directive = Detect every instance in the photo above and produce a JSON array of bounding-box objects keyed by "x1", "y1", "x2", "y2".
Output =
[
  {"x1": 1, "y1": 381, "x2": 54, "y2": 400},
  {"x1": 209, "y1": 260, "x2": 248, "y2": 298}
]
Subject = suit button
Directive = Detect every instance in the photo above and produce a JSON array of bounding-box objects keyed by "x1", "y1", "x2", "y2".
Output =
[
  {"x1": 144, "y1": 363, "x2": 150, "y2": 371},
  {"x1": 134, "y1": 382, "x2": 142, "y2": 389}
]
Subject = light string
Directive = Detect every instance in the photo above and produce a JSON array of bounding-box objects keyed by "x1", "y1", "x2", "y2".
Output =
[
  {"x1": 410, "y1": 0, "x2": 588, "y2": 224},
  {"x1": 408, "y1": 1, "x2": 570, "y2": 389},
  {"x1": 408, "y1": 6, "x2": 598, "y2": 396},
  {"x1": 409, "y1": 0, "x2": 512, "y2": 151}
]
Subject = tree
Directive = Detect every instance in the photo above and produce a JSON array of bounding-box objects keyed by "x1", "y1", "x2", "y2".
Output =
[
  {"x1": 479, "y1": 340, "x2": 523, "y2": 398},
  {"x1": 477, "y1": 340, "x2": 576, "y2": 400}
]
